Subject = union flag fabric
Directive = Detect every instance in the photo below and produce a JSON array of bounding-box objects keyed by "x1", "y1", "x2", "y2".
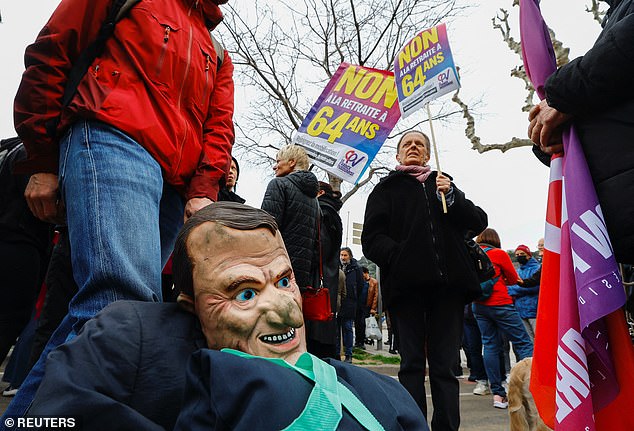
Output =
[{"x1": 520, "y1": 1, "x2": 634, "y2": 429}]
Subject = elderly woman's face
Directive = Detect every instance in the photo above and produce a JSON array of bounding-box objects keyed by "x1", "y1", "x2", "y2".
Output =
[
  {"x1": 396, "y1": 132, "x2": 430, "y2": 166},
  {"x1": 188, "y1": 223, "x2": 306, "y2": 364}
]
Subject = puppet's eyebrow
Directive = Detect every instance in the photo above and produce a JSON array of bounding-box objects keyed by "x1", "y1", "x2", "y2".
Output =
[
  {"x1": 225, "y1": 276, "x2": 260, "y2": 292},
  {"x1": 273, "y1": 267, "x2": 293, "y2": 281}
]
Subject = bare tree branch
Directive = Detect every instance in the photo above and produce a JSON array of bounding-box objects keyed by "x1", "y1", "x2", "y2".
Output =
[
  {"x1": 549, "y1": 28, "x2": 570, "y2": 68},
  {"x1": 450, "y1": 2, "x2": 576, "y2": 152},
  {"x1": 361, "y1": 0, "x2": 402, "y2": 65},
  {"x1": 452, "y1": 88, "x2": 533, "y2": 153},
  {"x1": 349, "y1": 0, "x2": 362, "y2": 64},
  {"x1": 492, "y1": 9, "x2": 521, "y2": 56},
  {"x1": 586, "y1": 0, "x2": 606, "y2": 24},
  {"x1": 221, "y1": 0, "x2": 470, "y2": 199},
  {"x1": 341, "y1": 166, "x2": 390, "y2": 203}
]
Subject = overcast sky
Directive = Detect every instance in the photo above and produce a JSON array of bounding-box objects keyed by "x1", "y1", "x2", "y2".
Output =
[{"x1": 0, "y1": 1, "x2": 603, "y2": 257}]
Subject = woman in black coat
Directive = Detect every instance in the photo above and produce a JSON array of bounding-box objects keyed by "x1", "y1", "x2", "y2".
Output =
[
  {"x1": 304, "y1": 182, "x2": 343, "y2": 359},
  {"x1": 361, "y1": 130, "x2": 487, "y2": 430}
]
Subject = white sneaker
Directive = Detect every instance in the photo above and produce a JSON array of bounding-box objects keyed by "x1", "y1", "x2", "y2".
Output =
[
  {"x1": 2, "y1": 385, "x2": 18, "y2": 397},
  {"x1": 493, "y1": 394, "x2": 508, "y2": 409},
  {"x1": 473, "y1": 380, "x2": 491, "y2": 396}
]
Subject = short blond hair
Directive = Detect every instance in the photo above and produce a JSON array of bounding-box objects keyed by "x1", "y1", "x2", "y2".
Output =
[{"x1": 277, "y1": 145, "x2": 309, "y2": 171}]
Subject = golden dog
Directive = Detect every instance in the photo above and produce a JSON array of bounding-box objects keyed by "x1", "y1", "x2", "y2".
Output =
[{"x1": 508, "y1": 357, "x2": 552, "y2": 431}]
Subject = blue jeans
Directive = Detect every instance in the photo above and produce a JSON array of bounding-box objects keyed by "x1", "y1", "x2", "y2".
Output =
[
  {"x1": 463, "y1": 318, "x2": 486, "y2": 381},
  {"x1": 337, "y1": 317, "x2": 354, "y2": 357},
  {"x1": 472, "y1": 303, "x2": 533, "y2": 397},
  {"x1": 1, "y1": 121, "x2": 184, "y2": 422}
]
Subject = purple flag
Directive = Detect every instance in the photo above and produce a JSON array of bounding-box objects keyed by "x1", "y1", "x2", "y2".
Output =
[
  {"x1": 562, "y1": 126, "x2": 624, "y2": 411},
  {"x1": 519, "y1": 0, "x2": 556, "y2": 99},
  {"x1": 520, "y1": 0, "x2": 627, "y2": 429}
]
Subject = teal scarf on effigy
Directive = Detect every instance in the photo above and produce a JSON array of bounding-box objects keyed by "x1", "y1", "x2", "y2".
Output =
[{"x1": 222, "y1": 349, "x2": 385, "y2": 431}]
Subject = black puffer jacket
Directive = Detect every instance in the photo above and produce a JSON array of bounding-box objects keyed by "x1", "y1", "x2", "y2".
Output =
[
  {"x1": 318, "y1": 193, "x2": 343, "y2": 309},
  {"x1": 261, "y1": 171, "x2": 320, "y2": 288},
  {"x1": 535, "y1": 0, "x2": 634, "y2": 263},
  {"x1": 305, "y1": 193, "x2": 343, "y2": 344},
  {"x1": 362, "y1": 171, "x2": 488, "y2": 307}
]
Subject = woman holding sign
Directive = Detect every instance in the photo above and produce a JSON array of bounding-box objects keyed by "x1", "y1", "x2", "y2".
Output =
[{"x1": 361, "y1": 130, "x2": 487, "y2": 431}]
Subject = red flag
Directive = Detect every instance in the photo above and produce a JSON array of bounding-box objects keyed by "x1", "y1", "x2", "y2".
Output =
[
  {"x1": 594, "y1": 312, "x2": 634, "y2": 430},
  {"x1": 529, "y1": 157, "x2": 562, "y2": 427}
]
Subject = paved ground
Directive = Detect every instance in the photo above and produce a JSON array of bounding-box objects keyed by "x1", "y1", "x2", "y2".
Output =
[
  {"x1": 360, "y1": 364, "x2": 510, "y2": 431},
  {"x1": 1, "y1": 343, "x2": 512, "y2": 430}
]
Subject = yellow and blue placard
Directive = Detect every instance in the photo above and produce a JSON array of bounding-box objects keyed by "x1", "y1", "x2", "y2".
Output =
[
  {"x1": 293, "y1": 63, "x2": 401, "y2": 184},
  {"x1": 394, "y1": 23, "x2": 461, "y2": 118}
]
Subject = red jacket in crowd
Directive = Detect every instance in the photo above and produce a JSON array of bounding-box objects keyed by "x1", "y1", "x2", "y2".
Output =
[
  {"x1": 476, "y1": 247, "x2": 520, "y2": 307},
  {"x1": 14, "y1": 0, "x2": 235, "y2": 201}
]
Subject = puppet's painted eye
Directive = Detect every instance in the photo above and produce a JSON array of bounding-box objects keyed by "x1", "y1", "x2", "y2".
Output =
[
  {"x1": 276, "y1": 277, "x2": 291, "y2": 289},
  {"x1": 236, "y1": 289, "x2": 257, "y2": 302}
]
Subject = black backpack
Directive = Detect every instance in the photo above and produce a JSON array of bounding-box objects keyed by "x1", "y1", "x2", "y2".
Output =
[
  {"x1": 465, "y1": 238, "x2": 495, "y2": 282},
  {"x1": 476, "y1": 247, "x2": 499, "y2": 301}
]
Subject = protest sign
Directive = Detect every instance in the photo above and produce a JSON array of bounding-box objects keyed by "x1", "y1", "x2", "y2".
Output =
[
  {"x1": 394, "y1": 23, "x2": 460, "y2": 118},
  {"x1": 293, "y1": 63, "x2": 400, "y2": 184}
]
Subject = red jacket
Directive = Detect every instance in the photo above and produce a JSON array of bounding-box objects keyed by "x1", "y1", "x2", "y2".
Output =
[
  {"x1": 476, "y1": 246, "x2": 520, "y2": 307},
  {"x1": 14, "y1": 0, "x2": 234, "y2": 201}
]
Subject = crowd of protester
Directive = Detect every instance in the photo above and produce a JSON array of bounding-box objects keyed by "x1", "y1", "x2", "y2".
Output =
[
  {"x1": 2, "y1": 127, "x2": 547, "y2": 429},
  {"x1": 2, "y1": 0, "x2": 634, "y2": 430}
]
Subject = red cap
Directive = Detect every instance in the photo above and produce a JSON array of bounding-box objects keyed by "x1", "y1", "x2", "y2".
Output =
[{"x1": 515, "y1": 244, "x2": 531, "y2": 256}]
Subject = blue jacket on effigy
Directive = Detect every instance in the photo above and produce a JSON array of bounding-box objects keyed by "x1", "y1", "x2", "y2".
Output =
[
  {"x1": 26, "y1": 300, "x2": 427, "y2": 431},
  {"x1": 507, "y1": 257, "x2": 541, "y2": 319},
  {"x1": 174, "y1": 349, "x2": 428, "y2": 430}
]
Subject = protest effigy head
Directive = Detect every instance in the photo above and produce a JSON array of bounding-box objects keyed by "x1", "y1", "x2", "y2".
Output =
[
  {"x1": 173, "y1": 202, "x2": 308, "y2": 364},
  {"x1": 274, "y1": 144, "x2": 309, "y2": 176},
  {"x1": 396, "y1": 130, "x2": 431, "y2": 166}
]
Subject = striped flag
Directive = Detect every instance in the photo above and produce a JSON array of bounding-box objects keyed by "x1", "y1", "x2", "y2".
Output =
[{"x1": 520, "y1": 1, "x2": 634, "y2": 430}]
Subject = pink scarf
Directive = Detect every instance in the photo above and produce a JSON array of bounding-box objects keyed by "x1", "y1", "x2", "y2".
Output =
[{"x1": 395, "y1": 164, "x2": 432, "y2": 183}]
